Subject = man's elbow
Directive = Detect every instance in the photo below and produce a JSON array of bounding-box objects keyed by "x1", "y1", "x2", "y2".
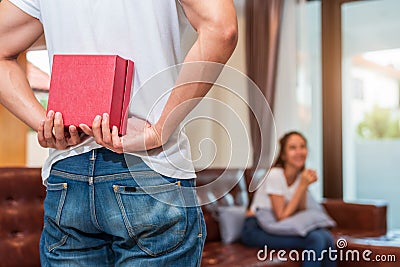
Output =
[
  {"x1": 222, "y1": 24, "x2": 238, "y2": 52},
  {"x1": 209, "y1": 23, "x2": 238, "y2": 61}
]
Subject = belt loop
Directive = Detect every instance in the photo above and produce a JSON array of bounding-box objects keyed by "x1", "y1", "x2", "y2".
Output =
[
  {"x1": 90, "y1": 149, "x2": 96, "y2": 161},
  {"x1": 88, "y1": 149, "x2": 97, "y2": 184}
]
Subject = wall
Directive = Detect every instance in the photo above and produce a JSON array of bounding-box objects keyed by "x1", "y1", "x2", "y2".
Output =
[{"x1": 0, "y1": 107, "x2": 27, "y2": 166}]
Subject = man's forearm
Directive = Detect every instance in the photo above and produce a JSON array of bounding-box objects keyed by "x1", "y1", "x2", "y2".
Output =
[
  {"x1": 0, "y1": 59, "x2": 46, "y2": 130},
  {"x1": 0, "y1": 1, "x2": 46, "y2": 131}
]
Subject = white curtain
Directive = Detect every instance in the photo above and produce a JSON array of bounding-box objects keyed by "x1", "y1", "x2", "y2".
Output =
[{"x1": 274, "y1": 0, "x2": 323, "y2": 199}]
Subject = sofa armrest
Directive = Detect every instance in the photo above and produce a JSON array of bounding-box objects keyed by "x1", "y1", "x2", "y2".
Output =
[{"x1": 322, "y1": 198, "x2": 387, "y2": 237}]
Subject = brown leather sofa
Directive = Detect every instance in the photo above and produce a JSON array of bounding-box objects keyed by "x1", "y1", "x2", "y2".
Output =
[{"x1": 0, "y1": 167, "x2": 397, "y2": 267}]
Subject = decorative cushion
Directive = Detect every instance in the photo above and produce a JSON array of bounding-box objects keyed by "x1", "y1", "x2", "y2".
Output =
[
  {"x1": 217, "y1": 206, "x2": 247, "y2": 244},
  {"x1": 255, "y1": 208, "x2": 336, "y2": 237}
]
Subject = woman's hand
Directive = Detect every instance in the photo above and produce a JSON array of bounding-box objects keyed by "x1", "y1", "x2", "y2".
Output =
[
  {"x1": 79, "y1": 114, "x2": 163, "y2": 154},
  {"x1": 300, "y1": 169, "x2": 318, "y2": 187},
  {"x1": 37, "y1": 110, "x2": 86, "y2": 149}
]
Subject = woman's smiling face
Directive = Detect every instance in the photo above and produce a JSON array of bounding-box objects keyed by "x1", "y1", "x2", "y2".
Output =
[{"x1": 282, "y1": 134, "x2": 308, "y2": 171}]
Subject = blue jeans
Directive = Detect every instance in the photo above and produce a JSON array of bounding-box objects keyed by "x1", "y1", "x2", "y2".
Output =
[
  {"x1": 40, "y1": 148, "x2": 206, "y2": 267},
  {"x1": 241, "y1": 217, "x2": 337, "y2": 267}
]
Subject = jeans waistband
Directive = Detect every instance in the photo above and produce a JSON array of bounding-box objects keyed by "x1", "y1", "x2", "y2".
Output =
[{"x1": 51, "y1": 148, "x2": 154, "y2": 178}]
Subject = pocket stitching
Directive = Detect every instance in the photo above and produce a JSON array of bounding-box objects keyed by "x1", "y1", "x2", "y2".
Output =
[
  {"x1": 45, "y1": 227, "x2": 69, "y2": 253},
  {"x1": 44, "y1": 182, "x2": 69, "y2": 252},
  {"x1": 113, "y1": 183, "x2": 187, "y2": 256}
]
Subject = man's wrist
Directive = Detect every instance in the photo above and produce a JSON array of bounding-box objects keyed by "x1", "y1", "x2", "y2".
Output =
[{"x1": 153, "y1": 122, "x2": 164, "y2": 145}]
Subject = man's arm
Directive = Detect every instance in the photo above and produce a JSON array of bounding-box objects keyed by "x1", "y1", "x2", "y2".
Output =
[
  {"x1": 153, "y1": 0, "x2": 238, "y2": 144},
  {"x1": 88, "y1": 0, "x2": 238, "y2": 152},
  {"x1": 0, "y1": 0, "x2": 45, "y2": 129},
  {"x1": 0, "y1": 0, "x2": 82, "y2": 149}
]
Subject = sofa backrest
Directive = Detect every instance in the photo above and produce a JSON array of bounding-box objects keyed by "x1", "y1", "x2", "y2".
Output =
[
  {"x1": 322, "y1": 198, "x2": 387, "y2": 237},
  {"x1": 0, "y1": 167, "x2": 44, "y2": 267}
]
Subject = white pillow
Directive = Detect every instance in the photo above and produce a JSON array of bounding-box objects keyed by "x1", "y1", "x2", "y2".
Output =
[
  {"x1": 255, "y1": 208, "x2": 336, "y2": 237},
  {"x1": 217, "y1": 206, "x2": 247, "y2": 244}
]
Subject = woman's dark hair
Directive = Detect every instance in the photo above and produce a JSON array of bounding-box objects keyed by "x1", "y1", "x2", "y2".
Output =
[{"x1": 273, "y1": 131, "x2": 307, "y2": 169}]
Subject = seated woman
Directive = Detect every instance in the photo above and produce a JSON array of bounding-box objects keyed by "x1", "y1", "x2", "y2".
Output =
[{"x1": 241, "y1": 131, "x2": 336, "y2": 267}]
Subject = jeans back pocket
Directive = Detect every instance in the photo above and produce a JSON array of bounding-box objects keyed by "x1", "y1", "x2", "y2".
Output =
[
  {"x1": 113, "y1": 181, "x2": 187, "y2": 256},
  {"x1": 43, "y1": 182, "x2": 69, "y2": 252}
]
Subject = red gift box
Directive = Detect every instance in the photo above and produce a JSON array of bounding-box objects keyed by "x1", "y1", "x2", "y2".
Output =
[{"x1": 47, "y1": 55, "x2": 134, "y2": 135}]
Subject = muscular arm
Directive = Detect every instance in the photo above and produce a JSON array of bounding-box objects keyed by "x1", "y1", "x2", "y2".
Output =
[
  {"x1": 154, "y1": 0, "x2": 238, "y2": 144},
  {"x1": 0, "y1": 0, "x2": 45, "y2": 130}
]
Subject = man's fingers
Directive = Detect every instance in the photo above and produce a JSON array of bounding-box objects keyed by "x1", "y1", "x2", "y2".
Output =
[
  {"x1": 112, "y1": 126, "x2": 123, "y2": 153},
  {"x1": 44, "y1": 110, "x2": 54, "y2": 139},
  {"x1": 92, "y1": 115, "x2": 103, "y2": 144},
  {"x1": 68, "y1": 125, "x2": 81, "y2": 146},
  {"x1": 79, "y1": 124, "x2": 93, "y2": 136},
  {"x1": 53, "y1": 112, "x2": 64, "y2": 140},
  {"x1": 101, "y1": 113, "x2": 112, "y2": 144},
  {"x1": 44, "y1": 110, "x2": 56, "y2": 146},
  {"x1": 37, "y1": 120, "x2": 48, "y2": 147},
  {"x1": 53, "y1": 112, "x2": 67, "y2": 149}
]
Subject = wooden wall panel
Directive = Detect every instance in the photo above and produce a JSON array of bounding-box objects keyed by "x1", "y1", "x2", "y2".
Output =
[
  {"x1": 0, "y1": 107, "x2": 28, "y2": 166},
  {"x1": 0, "y1": 53, "x2": 28, "y2": 166},
  {"x1": 322, "y1": 0, "x2": 343, "y2": 198}
]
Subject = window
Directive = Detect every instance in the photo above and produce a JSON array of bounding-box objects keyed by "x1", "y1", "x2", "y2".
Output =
[{"x1": 342, "y1": 0, "x2": 400, "y2": 230}]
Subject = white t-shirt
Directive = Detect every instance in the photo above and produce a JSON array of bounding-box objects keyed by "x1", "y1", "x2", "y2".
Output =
[
  {"x1": 9, "y1": 0, "x2": 196, "y2": 183},
  {"x1": 250, "y1": 167, "x2": 301, "y2": 213}
]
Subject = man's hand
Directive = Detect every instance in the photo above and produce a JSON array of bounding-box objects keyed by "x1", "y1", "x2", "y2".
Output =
[
  {"x1": 37, "y1": 110, "x2": 85, "y2": 150},
  {"x1": 79, "y1": 114, "x2": 162, "y2": 154}
]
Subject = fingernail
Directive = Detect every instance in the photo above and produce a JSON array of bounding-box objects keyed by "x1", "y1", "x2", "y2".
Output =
[
  {"x1": 55, "y1": 112, "x2": 61, "y2": 120},
  {"x1": 47, "y1": 110, "x2": 54, "y2": 118},
  {"x1": 40, "y1": 120, "x2": 45, "y2": 126},
  {"x1": 103, "y1": 113, "x2": 108, "y2": 119},
  {"x1": 95, "y1": 115, "x2": 101, "y2": 121}
]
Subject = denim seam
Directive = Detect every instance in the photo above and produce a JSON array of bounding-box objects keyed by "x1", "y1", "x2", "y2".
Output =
[
  {"x1": 89, "y1": 150, "x2": 103, "y2": 231},
  {"x1": 47, "y1": 234, "x2": 69, "y2": 253},
  {"x1": 113, "y1": 191, "x2": 135, "y2": 238},
  {"x1": 90, "y1": 184, "x2": 103, "y2": 231},
  {"x1": 55, "y1": 184, "x2": 68, "y2": 225}
]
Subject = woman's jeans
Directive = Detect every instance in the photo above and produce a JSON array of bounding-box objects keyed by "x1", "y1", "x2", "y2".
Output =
[
  {"x1": 40, "y1": 148, "x2": 206, "y2": 267},
  {"x1": 241, "y1": 217, "x2": 337, "y2": 267}
]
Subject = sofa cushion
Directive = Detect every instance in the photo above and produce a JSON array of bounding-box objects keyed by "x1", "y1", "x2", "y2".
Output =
[
  {"x1": 255, "y1": 208, "x2": 336, "y2": 237},
  {"x1": 217, "y1": 206, "x2": 246, "y2": 244}
]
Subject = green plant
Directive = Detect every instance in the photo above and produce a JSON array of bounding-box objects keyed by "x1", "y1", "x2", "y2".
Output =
[{"x1": 357, "y1": 105, "x2": 400, "y2": 139}]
